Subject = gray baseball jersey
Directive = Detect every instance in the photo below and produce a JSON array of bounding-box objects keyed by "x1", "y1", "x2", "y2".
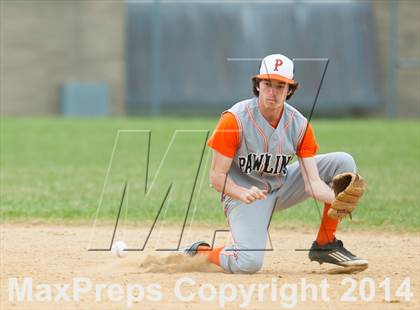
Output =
[{"x1": 226, "y1": 97, "x2": 308, "y2": 193}]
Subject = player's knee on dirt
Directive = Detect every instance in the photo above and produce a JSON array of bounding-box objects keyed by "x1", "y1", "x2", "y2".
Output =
[{"x1": 236, "y1": 252, "x2": 263, "y2": 274}]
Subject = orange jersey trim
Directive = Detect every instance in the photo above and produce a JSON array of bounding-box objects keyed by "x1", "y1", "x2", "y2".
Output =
[
  {"x1": 207, "y1": 112, "x2": 239, "y2": 158},
  {"x1": 207, "y1": 112, "x2": 318, "y2": 158},
  {"x1": 296, "y1": 123, "x2": 319, "y2": 157}
]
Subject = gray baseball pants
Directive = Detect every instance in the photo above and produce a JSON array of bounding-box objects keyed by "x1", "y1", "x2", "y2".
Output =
[{"x1": 218, "y1": 152, "x2": 357, "y2": 274}]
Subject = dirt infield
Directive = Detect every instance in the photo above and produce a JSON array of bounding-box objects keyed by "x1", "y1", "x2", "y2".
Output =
[{"x1": 1, "y1": 224, "x2": 419, "y2": 309}]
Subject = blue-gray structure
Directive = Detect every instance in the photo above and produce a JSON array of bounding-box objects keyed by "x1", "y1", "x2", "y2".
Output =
[
  {"x1": 61, "y1": 83, "x2": 109, "y2": 117},
  {"x1": 126, "y1": 1, "x2": 382, "y2": 116}
]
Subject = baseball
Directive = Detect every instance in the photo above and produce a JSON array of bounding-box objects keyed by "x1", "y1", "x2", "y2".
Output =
[{"x1": 111, "y1": 240, "x2": 128, "y2": 258}]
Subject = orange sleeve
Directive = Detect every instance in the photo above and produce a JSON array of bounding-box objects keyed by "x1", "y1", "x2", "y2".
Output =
[
  {"x1": 296, "y1": 123, "x2": 319, "y2": 158},
  {"x1": 207, "y1": 112, "x2": 240, "y2": 158}
]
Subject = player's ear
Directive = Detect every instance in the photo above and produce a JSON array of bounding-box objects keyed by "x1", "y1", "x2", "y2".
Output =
[
  {"x1": 251, "y1": 77, "x2": 260, "y2": 97},
  {"x1": 286, "y1": 82, "x2": 298, "y2": 100}
]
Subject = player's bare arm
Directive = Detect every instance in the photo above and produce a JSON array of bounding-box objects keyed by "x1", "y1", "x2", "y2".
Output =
[
  {"x1": 209, "y1": 150, "x2": 267, "y2": 204},
  {"x1": 298, "y1": 156, "x2": 335, "y2": 204}
]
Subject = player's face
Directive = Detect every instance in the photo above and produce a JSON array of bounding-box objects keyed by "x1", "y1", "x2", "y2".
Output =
[{"x1": 258, "y1": 79, "x2": 289, "y2": 110}]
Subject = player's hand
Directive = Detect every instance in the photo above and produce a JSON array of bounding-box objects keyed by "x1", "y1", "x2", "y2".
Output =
[{"x1": 238, "y1": 186, "x2": 267, "y2": 204}]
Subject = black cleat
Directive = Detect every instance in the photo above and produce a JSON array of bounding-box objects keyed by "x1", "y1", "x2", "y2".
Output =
[
  {"x1": 309, "y1": 239, "x2": 368, "y2": 268},
  {"x1": 180, "y1": 241, "x2": 210, "y2": 257}
]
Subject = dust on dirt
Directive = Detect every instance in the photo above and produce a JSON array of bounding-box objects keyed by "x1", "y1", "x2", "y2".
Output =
[{"x1": 1, "y1": 224, "x2": 419, "y2": 309}]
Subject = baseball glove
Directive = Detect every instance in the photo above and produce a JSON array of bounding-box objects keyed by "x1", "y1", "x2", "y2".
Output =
[{"x1": 328, "y1": 172, "x2": 366, "y2": 220}]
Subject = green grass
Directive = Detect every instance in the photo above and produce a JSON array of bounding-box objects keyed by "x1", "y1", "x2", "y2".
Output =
[{"x1": 1, "y1": 117, "x2": 419, "y2": 231}]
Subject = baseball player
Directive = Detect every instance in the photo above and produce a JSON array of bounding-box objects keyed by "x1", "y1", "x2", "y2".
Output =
[{"x1": 183, "y1": 54, "x2": 367, "y2": 274}]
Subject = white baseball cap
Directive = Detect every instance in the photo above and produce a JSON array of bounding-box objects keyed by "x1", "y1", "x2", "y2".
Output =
[{"x1": 255, "y1": 54, "x2": 295, "y2": 84}]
